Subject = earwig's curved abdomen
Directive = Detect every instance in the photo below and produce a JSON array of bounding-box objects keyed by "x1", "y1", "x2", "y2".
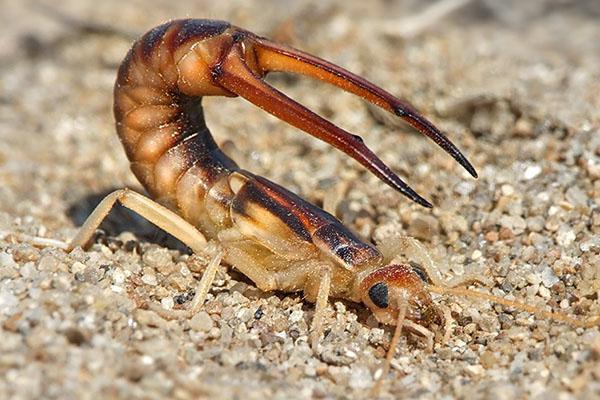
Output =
[{"x1": 114, "y1": 19, "x2": 241, "y2": 234}]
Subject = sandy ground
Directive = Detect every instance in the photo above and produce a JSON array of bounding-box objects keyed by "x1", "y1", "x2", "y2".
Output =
[{"x1": 1, "y1": 1, "x2": 600, "y2": 399}]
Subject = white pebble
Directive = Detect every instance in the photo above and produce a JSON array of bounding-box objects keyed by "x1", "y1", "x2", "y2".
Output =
[
  {"x1": 548, "y1": 206, "x2": 560, "y2": 216},
  {"x1": 112, "y1": 268, "x2": 126, "y2": 285},
  {"x1": 161, "y1": 296, "x2": 174, "y2": 310},
  {"x1": 349, "y1": 366, "x2": 372, "y2": 389},
  {"x1": 141, "y1": 274, "x2": 158, "y2": 286},
  {"x1": 580, "y1": 237, "x2": 600, "y2": 252},
  {"x1": 501, "y1": 184, "x2": 515, "y2": 196},
  {"x1": 190, "y1": 311, "x2": 213, "y2": 332},
  {"x1": 180, "y1": 265, "x2": 191, "y2": 277},
  {"x1": 541, "y1": 266, "x2": 559, "y2": 288},
  {"x1": 0, "y1": 252, "x2": 17, "y2": 269},
  {"x1": 499, "y1": 215, "x2": 526, "y2": 234},
  {"x1": 71, "y1": 261, "x2": 86, "y2": 274},
  {"x1": 556, "y1": 229, "x2": 576, "y2": 247},
  {"x1": 111, "y1": 285, "x2": 124, "y2": 293},
  {"x1": 289, "y1": 309, "x2": 304, "y2": 323},
  {"x1": 304, "y1": 365, "x2": 316, "y2": 377},
  {"x1": 525, "y1": 271, "x2": 542, "y2": 285},
  {"x1": 141, "y1": 355, "x2": 155, "y2": 365},
  {"x1": 0, "y1": 288, "x2": 18, "y2": 315},
  {"x1": 465, "y1": 364, "x2": 484, "y2": 376},
  {"x1": 19, "y1": 262, "x2": 35, "y2": 278},
  {"x1": 455, "y1": 181, "x2": 476, "y2": 196},
  {"x1": 522, "y1": 165, "x2": 542, "y2": 180}
]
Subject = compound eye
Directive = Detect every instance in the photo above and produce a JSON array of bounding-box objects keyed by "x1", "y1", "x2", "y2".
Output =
[{"x1": 368, "y1": 282, "x2": 389, "y2": 309}]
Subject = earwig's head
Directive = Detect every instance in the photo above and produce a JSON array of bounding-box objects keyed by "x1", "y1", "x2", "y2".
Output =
[{"x1": 359, "y1": 264, "x2": 444, "y2": 328}]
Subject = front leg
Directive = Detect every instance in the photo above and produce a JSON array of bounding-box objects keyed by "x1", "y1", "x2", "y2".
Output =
[{"x1": 305, "y1": 264, "x2": 333, "y2": 350}]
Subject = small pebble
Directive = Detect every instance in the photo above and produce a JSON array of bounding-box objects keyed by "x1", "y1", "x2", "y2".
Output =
[
  {"x1": 480, "y1": 351, "x2": 497, "y2": 369},
  {"x1": 565, "y1": 186, "x2": 588, "y2": 207},
  {"x1": 190, "y1": 311, "x2": 213, "y2": 332},
  {"x1": 112, "y1": 268, "x2": 126, "y2": 285},
  {"x1": 501, "y1": 184, "x2": 515, "y2": 196},
  {"x1": 141, "y1": 274, "x2": 158, "y2": 286},
  {"x1": 541, "y1": 267, "x2": 559, "y2": 288},
  {"x1": 0, "y1": 288, "x2": 18, "y2": 315},
  {"x1": 407, "y1": 214, "x2": 440, "y2": 241},
  {"x1": 580, "y1": 236, "x2": 600, "y2": 252},
  {"x1": 142, "y1": 247, "x2": 174, "y2": 275},
  {"x1": 161, "y1": 296, "x2": 174, "y2": 310},
  {"x1": 348, "y1": 366, "x2": 372, "y2": 389},
  {"x1": 0, "y1": 252, "x2": 18, "y2": 269},
  {"x1": 525, "y1": 271, "x2": 542, "y2": 285},
  {"x1": 485, "y1": 231, "x2": 499, "y2": 242},
  {"x1": 522, "y1": 165, "x2": 542, "y2": 180},
  {"x1": 500, "y1": 215, "x2": 526, "y2": 235},
  {"x1": 556, "y1": 228, "x2": 576, "y2": 247},
  {"x1": 37, "y1": 254, "x2": 60, "y2": 271},
  {"x1": 71, "y1": 261, "x2": 86, "y2": 274},
  {"x1": 465, "y1": 365, "x2": 485, "y2": 376},
  {"x1": 455, "y1": 181, "x2": 476, "y2": 196},
  {"x1": 289, "y1": 309, "x2": 304, "y2": 323}
]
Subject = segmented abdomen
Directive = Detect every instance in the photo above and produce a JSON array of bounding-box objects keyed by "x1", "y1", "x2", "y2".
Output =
[{"x1": 114, "y1": 19, "x2": 239, "y2": 234}]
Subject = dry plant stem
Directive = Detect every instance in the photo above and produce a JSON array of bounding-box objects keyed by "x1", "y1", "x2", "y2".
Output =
[
  {"x1": 5, "y1": 232, "x2": 70, "y2": 250},
  {"x1": 378, "y1": 0, "x2": 475, "y2": 38},
  {"x1": 428, "y1": 285, "x2": 600, "y2": 328},
  {"x1": 372, "y1": 300, "x2": 408, "y2": 397}
]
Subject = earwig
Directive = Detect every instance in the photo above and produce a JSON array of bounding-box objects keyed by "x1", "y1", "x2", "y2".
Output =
[{"x1": 66, "y1": 19, "x2": 599, "y2": 393}]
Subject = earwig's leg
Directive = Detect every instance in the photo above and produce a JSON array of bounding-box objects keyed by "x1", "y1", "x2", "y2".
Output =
[
  {"x1": 68, "y1": 188, "x2": 207, "y2": 254},
  {"x1": 377, "y1": 235, "x2": 447, "y2": 286},
  {"x1": 251, "y1": 36, "x2": 478, "y2": 181},
  {"x1": 372, "y1": 300, "x2": 408, "y2": 397},
  {"x1": 428, "y1": 285, "x2": 600, "y2": 328},
  {"x1": 220, "y1": 241, "x2": 278, "y2": 292},
  {"x1": 404, "y1": 320, "x2": 435, "y2": 351},
  {"x1": 217, "y1": 47, "x2": 433, "y2": 208},
  {"x1": 310, "y1": 265, "x2": 332, "y2": 350},
  {"x1": 148, "y1": 245, "x2": 223, "y2": 320},
  {"x1": 378, "y1": 235, "x2": 489, "y2": 287},
  {"x1": 439, "y1": 304, "x2": 453, "y2": 344},
  {"x1": 70, "y1": 189, "x2": 223, "y2": 320}
]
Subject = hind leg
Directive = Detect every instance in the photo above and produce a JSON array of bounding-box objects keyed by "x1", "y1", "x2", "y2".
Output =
[
  {"x1": 69, "y1": 188, "x2": 207, "y2": 254},
  {"x1": 69, "y1": 188, "x2": 222, "y2": 319}
]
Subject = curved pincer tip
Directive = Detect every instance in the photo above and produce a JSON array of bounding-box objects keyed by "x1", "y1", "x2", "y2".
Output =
[
  {"x1": 394, "y1": 105, "x2": 478, "y2": 179},
  {"x1": 385, "y1": 173, "x2": 433, "y2": 208}
]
